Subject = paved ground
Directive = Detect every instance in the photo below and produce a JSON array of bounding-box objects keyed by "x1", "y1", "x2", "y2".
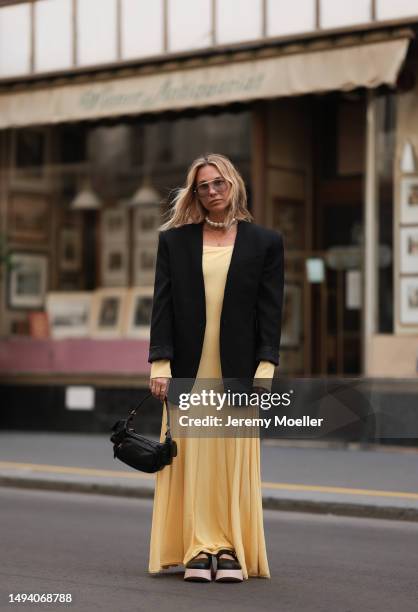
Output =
[
  {"x1": 0, "y1": 432, "x2": 418, "y2": 521},
  {"x1": 1, "y1": 488, "x2": 417, "y2": 612}
]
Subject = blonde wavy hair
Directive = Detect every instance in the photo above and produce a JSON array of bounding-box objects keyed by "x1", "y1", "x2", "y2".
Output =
[{"x1": 159, "y1": 153, "x2": 254, "y2": 231}]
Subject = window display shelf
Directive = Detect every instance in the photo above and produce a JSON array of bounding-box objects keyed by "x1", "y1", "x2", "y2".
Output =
[{"x1": 0, "y1": 338, "x2": 150, "y2": 375}]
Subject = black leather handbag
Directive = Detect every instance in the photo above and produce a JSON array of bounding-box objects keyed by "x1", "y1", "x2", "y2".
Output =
[{"x1": 110, "y1": 392, "x2": 177, "y2": 473}]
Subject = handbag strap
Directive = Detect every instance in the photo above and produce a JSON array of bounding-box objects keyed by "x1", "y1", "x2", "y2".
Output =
[{"x1": 126, "y1": 392, "x2": 171, "y2": 436}]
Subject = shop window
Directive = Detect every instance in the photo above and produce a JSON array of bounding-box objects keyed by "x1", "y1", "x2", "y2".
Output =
[
  {"x1": 377, "y1": 0, "x2": 418, "y2": 20},
  {"x1": 216, "y1": 0, "x2": 262, "y2": 44},
  {"x1": 121, "y1": 0, "x2": 164, "y2": 59},
  {"x1": 76, "y1": 0, "x2": 117, "y2": 67},
  {"x1": 0, "y1": 3, "x2": 31, "y2": 77},
  {"x1": 267, "y1": 0, "x2": 315, "y2": 37},
  {"x1": 2, "y1": 111, "x2": 251, "y2": 342},
  {"x1": 320, "y1": 0, "x2": 371, "y2": 29},
  {"x1": 168, "y1": 0, "x2": 212, "y2": 52},
  {"x1": 34, "y1": 0, "x2": 72, "y2": 73}
]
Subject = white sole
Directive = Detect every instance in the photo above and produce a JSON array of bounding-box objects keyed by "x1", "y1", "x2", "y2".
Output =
[
  {"x1": 184, "y1": 568, "x2": 212, "y2": 582},
  {"x1": 215, "y1": 569, "x2": 244, "y2": 582}
]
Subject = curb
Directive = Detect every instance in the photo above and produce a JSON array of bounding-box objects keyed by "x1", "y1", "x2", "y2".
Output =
[
  {"x1": 2, "y1": 476, "x2": 418, "y2": 524},
  {"x1": 261, "y1": 496, "x2": 418, "y2": 522},
  {"x1": 0, "y1": 476, "x2": 154, "y2": 500}
]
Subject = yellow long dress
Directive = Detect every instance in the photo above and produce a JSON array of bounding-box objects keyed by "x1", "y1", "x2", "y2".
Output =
[{"x1": 148, "y1": 245, "x2": 274, "y2": 580}]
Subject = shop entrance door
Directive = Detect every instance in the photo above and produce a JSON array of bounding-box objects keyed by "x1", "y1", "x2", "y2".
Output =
[{"x1": 311, "y1": 95, "x2": 365, "y2": 376}]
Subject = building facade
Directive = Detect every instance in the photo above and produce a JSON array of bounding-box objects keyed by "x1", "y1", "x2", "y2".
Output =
[{"x1": 1, "y1": 0, "x2": 418, "y2": 429}]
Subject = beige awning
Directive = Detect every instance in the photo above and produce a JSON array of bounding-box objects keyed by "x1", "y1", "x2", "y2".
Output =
[{"x1": 0, "y1": 34, "x2": 411, "y2": 128}]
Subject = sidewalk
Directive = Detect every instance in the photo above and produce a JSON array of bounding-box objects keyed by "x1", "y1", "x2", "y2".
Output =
[{"x1": 1, "y1": 431, "x2": 418, "y2": 522}]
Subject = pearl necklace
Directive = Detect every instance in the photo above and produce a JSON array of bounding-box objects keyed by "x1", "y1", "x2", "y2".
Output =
[
  {"x1": 205, "y1": 215, "x2": 236, "y2": 228},
  {"x1": 204, "y1": 217, "x2": 237, "y2": 246}
]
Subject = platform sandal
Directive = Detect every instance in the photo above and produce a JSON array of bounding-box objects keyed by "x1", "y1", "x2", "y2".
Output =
[
  {"x1": 214, "y1": 549, "x2": 244, "y2": 583},
  {"x1": 184, "y1": 551, "x2": 213, "y2": 582}
]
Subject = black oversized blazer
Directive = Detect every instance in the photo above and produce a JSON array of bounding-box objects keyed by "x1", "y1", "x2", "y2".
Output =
[{"x1": 148, "y1": 219, "x2": 284, "y2": 383}]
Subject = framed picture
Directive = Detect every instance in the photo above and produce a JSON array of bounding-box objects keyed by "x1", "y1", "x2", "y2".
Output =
[
  {"x1": 400, "y1": 278, "x2": 418, "y2": 325},
  {"x1": 60, "y1": 227, "x2": 82, "y2": 271},
  {"x1": 133, "y1": 242, "x2": 157, "y2": 286},
  {"x1": 90, "y1": 288, "x2": 129, "y2": 338},
  {"x1": 400, "y1": 177, "x2": 418, "y2": 225},
  {"x1": 400, "y1": 227, "x2": 418, "y2": 274},
  {"x1": 101, "y1": 242, "x2": 129, "y2": 287},
  {"x1": 8, "y1": 252, "x2": 48, "y2": 309},
  {"x1": 124, "y1": 287, "x2": 154, "y2": 338},
  {"x1": 101, "y1": 207, "x2": 128, "y2": 244},
  {"x1": 8, "y1": 193, "x2": 51, "y2": 243},
  {"x1": 46, "y1": 292, "x2": 92, "y2": 339},
  {"x1": 133, "y1": 205, "x2": 160, "y2": 242},
  {"x1": 10, "y1": 128, "x2": 50, "y2": 191},
  {"x1": 281, "y1": 283, "x2": 302, "y2": 347}
]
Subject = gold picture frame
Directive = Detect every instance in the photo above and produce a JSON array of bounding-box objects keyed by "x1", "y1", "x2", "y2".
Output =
[{"x1": 123, "y1": 286, "x2": 153, "y2": 339}]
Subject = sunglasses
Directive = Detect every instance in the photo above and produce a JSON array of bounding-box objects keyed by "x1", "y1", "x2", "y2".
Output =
[{"x1": 194, "y1": 178, "x2": 229, "y2": 198}]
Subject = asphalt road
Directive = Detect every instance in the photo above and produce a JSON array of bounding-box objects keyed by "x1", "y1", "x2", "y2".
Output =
[{"x1": 0, "y1": 488, "x2": 417, "y2": 612}]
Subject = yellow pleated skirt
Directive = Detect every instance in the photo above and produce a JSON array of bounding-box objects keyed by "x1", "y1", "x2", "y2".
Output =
[{"x1": 148, "y1": 245, "x2": 271, "y2": 580}]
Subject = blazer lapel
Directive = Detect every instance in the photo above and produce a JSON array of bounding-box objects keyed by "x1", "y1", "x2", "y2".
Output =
[{"x1": 189, "y1": 222, "x2": 206, "y2": 325}]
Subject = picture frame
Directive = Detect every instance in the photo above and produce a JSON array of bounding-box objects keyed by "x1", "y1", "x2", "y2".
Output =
[
  {"x1": 8, "y1": 192, "x2": 51, "y2": 243},
  {"x1": 101, "y1": 206, "x2": 129, "y2": 245},
  {"x1": 46, "y1": 292, "x2": 93, "y2": 339},
  {"x1": 280, "y1": 283, "x2": 302, "y2": 347},
  {"x1": 400, "y1": 177, "x2": 418, "y2": 225},
  {"x1": 133, "y1": 205, "x2": 160, "y2": 242},
  {"x1": 133, "y1": 241, "x2": 157, "y2": 286},
  {"x1": 90, "y1": 288, "x2": 129, "y2": 338},
  {"x1": 123, "y1": 287, "x2": 154, "y2": 339},
  {"x1": 399, "y1": 278, "x2": 418, "y2": 325},
  {"x1": 8, "y1": 252, "x2": 48, "y2": 310},
  {"x1": 10, "y1": 128, "x2": 51, "y2": 192},
  {"x1": 59, "y1": 227, "x2": 82, "y2": 271},
  {"x1": 101, "y1": 242, "x2": 129, "y2": 287},
  {"x1": 400, "y1": 227, "x2": 418, "y2": 274}
]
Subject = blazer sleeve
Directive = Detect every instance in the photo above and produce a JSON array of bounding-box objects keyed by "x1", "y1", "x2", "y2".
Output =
[
  {"x1": 255, "y1": 231, "x2": 284, "y2": 366},
  {"x1": 148, "y1": 231, "x2": 175, "y2": 363}
]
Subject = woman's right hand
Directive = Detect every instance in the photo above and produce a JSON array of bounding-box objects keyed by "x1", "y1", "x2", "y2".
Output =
[{"x1": 149, "y1": 376, "x2": 170, "y2": 402}]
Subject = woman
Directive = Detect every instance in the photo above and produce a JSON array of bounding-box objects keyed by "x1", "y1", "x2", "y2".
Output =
[{"x1": 148, "y1": 153, "x2": 284, "y2": 582}]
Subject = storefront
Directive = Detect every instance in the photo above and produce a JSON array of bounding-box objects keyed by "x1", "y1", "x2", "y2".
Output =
[{"x1": 0, "y1": 26, "x2": 416, "y2": 430}]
